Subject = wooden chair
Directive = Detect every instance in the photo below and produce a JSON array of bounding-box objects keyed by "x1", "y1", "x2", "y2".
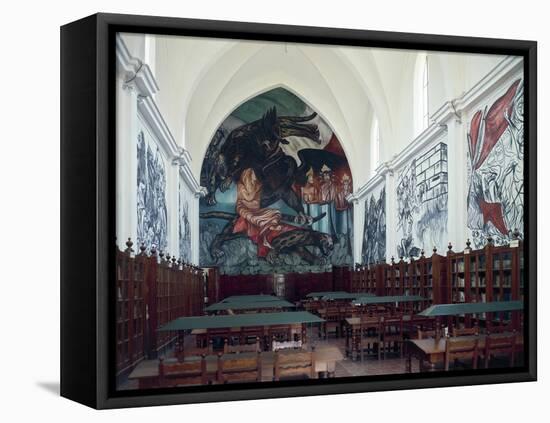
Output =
[
  {"x1": 159, "y1": 356, "x2": 207, "y2": 387},
  {"x1": 444, "y1": 337, "x2": 479, "y2": 371},
  {"x1": 409, "y1": 316, "x2": 435, "y2": 336},
  {"x1": 274, "y1": 348, "x2": 316, "y2": 381},
  {"x1": 207, "y1": 327, "x2": 230, "y2": 350},
  {"x1": 484, "y1": 333, "x2": 516, "y2": 368},
  {"x1": 452, "y1": 326, "x2": 479, "y2": 337},
  {"x1": 175, "y1": 340, "x2": 213, "y2": 362},
  {"x1": 379, "y1": 315, "x2": 404, "y2": 359},
  {"x1": 216, "y1": 352, "x2": 262, "y2": 384},
  {"x1": 268, "y1": 324, "x2": 291, "y2": 342},
  {"x1": 321, "y1": 307, "x2": 341, "y2": 339},
  {"x1": 223, "y1": 337, "x2": 261, "y2": 354},
  {"x1": 417, "y1": 329, "x2": 436, "y2": 340},
  {"x1": 240, "y1": 326, "x2": 265, "y2": 346},
  {"x1": 357, "y1": 316, "x2": 382, "y2": 361}
]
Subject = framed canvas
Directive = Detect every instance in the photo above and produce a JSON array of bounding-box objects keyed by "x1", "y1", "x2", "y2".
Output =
[{"x1": 60, "y1": 13, "x2": 537, "y2": 409}]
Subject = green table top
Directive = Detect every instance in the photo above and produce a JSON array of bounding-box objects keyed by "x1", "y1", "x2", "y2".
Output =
[
  {"x1": 418, "y1": 301, "x2": 523, "y2": 317},
  {"x1": 306, "y1": 291, "x2": 374, "y2": 300},
  {"x1": 159, "y1": 311, "x2": 325, "y2": 331},
  {"x1": 205, "y1": 299, "x2": 295, "y2": 312},
  {"x1": 352, "y1": 295, "x2": 426, "y2": 305},
  {"x1": 220, "y1": 295, "x2": 282, "y2": 303}
]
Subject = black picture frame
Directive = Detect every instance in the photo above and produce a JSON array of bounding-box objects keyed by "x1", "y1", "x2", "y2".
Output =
[{"x1": 60, "y1": 12, "x2": 537, "y2": 409}]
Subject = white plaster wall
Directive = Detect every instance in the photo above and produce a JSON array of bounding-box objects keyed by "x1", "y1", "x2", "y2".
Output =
[
  {"x1": 117, "y1": 32, "x2": 519, "y2": 266},
  {"x1": 125, "y1": 34, "x2": 509, "y2": 192},
  {"x1": 116, "y1": 34, "x2": 203, "y2": 264}
]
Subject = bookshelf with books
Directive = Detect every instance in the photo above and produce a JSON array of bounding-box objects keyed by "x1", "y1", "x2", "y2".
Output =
[{"x1": 446, "y1": 236, "x2": 524, "y2": 331}]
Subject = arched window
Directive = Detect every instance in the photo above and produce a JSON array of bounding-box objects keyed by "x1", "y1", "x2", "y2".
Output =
[
  {"x1": 414, "y1": 53, "x2": 430, "y2": 136},
  {"x1": 370, "y1": 117, "x2": 380, "y2": 176}
]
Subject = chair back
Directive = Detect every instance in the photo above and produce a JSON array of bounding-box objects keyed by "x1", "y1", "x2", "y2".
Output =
[
  {"x1": 484, "y1": 332, "x2": 516, "y2": 368},
  {"x1": 452, "y1": 326, "x2": 479, "y2": 337},
  {"x1": 274, "y1": 348, "x2": 316, "y2": 381},
  {"x1": 159, "y1": 355, "x2": 207, "y2": 387},
  {"x1": 417, "y1": 329, "x2": 436, "y2": 340},
  {"x1": 223, "y1": 337, "x2": 260, "y2": 354},
  {"x1": 381, "y1": 315, "x2": 404, "y2": 338},
  {"x1": 217, "y1": 351, "x2": 262, "y2": 383},
  {"x1": 444, "y1": 337, "x2": 479, "y2": 370},
  {"x1": 268, "y1": 324, "x2": 291, "y2": 342},
  {"x1": 240, "y1": 325, "x2": 265, "y2": 343}
]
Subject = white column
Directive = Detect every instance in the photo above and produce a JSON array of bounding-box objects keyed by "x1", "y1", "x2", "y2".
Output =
[
  {"x1": 167, "y1": 161, "x2": 179, "y2": 258},
  {"x1": 384, "y1": 169, "x2": 397, "y2": 262},
  {"x1": 116, "y1": 76, "x2": 138, "y2": 247},
  {"x1": 352, "y1": 197, "x2": 365, "y2": 265},
  {"x1": 446, "y1": 117, "x2": 468, "y2": 251},
  {"x1": 192, "y1": 190, "x2": 201, "y2": 265}
]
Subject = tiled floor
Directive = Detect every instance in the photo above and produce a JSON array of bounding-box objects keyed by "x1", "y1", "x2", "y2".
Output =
[
  {"x1": 118, "y1": 328, "x2": 420, "y2": 390},
  {"x1": 312, "y1": 333, "x2": 419, "y2": 377}
]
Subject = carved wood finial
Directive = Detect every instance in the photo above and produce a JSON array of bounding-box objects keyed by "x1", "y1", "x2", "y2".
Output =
[
  {"x1": 420, "y1": 249, "x2": 425, "y2": 257},
  {"x1": 513, "y1": 228, "x2": 521, "y2": 240},
  {"x1": 448, "y1": 242, "x2": 453, "y2": 251},
  {"x1": 150, "y1": 244, "x2": 157, "y2": 256},
  {"x1": 433, "y1": 246, "x2": 437, "y2": 254},
  {"x1": 466, "y1": 239, "x2": 471, "y2": 249},
  {"x1": 139, "y1": 242, "x2": 147, "y2": 256},
  {"x1": 124, "y1": 238, "x2": 134, "y2": 254},
  {"x1": 391, "y1": 256, "x2": 395, "y2": 264},
  {"x1": 487, "y1": 235, "x2": 494, "y2": 245}
]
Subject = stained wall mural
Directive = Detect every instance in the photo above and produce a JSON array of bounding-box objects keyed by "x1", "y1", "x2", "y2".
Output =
[
  {"x1": 396, "y1": 142, "x2": 448, "y2": 258},
  {"x1": 179, "y1": 178, "x2": 192, "y2": 262},
  {"x1": 199, "y1": 88, "x2": 353, "y2": 275},
  {"x1": 136, "y1": 129, "x2": 168, "y2": 251},
  {"x1": 467, "y1": 79, "x2": 524, "y2": 248},
  {"x1": 361, "y1": 185, "x2": 386, "y2": 265}
]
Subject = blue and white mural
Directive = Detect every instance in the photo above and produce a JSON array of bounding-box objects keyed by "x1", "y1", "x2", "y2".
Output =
[
  {"x1": 467, "y1": 79, "x2": 524, "y2": 248},
  {"x1": 396, "y1": 142, "x2": 448, "y2": 258},
  {"x1": 361, "y1": 186, "x2": 386, "y2": 264},
  {"x1": 179, "y1": 179, "x2": 192, "y2": 262},
  {"x1": 136, "y1": 130, "x2": 168, "y2": 251}
]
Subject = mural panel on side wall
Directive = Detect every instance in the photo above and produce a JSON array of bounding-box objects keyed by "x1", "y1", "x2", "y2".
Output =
[
  {"x1": 199, "y1": 88, "x2": 353, "y2": 275},
  {"x1": 362, "y1": 186, "x2": 386, "y2": 265},
  {"x1": 137, "y1": 129, "x2": 168, "y2": 251},
  {"x1": 467, "y1": 79, "x2": 524, "y2": 248},
  {"x1": 396, "y1": 142, "x2": 448, "y2": 258},
  {"x1": 179, "y1": 179, "x2": 192, "y2": 263}
]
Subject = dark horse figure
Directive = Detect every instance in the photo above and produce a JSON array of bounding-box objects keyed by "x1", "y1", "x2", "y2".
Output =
[{"x1": 200, "y1": 107, "x2": 346, "y2": 223}]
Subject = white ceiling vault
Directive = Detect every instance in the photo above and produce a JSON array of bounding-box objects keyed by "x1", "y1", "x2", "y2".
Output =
[{"x1": 121, "y1": 32, "x2": 505, "y2": 190}]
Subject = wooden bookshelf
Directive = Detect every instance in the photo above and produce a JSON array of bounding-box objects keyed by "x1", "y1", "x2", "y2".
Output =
[
  {"x1": 115, "y1": 240, "x2": 205, "y2": 375},
  {"x1": 446, "y1": 237, "x2": 524, "y2": 331}
]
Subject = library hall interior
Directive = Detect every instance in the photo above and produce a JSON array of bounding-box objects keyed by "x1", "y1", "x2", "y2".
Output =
[{"x1": 115, "y1": 32, "x2": 525, "y2": 390}]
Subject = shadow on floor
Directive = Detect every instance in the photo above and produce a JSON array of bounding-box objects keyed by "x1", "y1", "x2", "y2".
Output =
[{"x1": 36, "y1": 381, "x2": 60, "y2": 396}]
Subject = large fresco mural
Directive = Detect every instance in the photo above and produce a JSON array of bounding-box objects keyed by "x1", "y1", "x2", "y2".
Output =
[
  {"x1": 136, "y1": 129, "x2": 168, "y2": 251},
  {"x1": 199, "y1": 88, "x2": 353, "y2": 275},
  {"x1": 396, "y1": 142, "x2": 448, "y2": 258},
  {"x1": 361, "y1": 185, "x2": 386, "y2": 265},
  {"x1": 179, "y1": 178, "x2": 192, "y2": 262},
  {"x1": 467, "y1": 79, "x2": 524, "y2": 248}
]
